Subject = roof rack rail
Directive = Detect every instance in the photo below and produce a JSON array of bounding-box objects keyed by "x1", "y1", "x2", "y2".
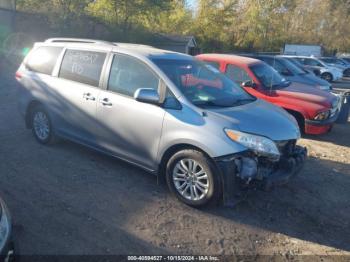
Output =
[{"x1": 45, "y1": 38, "x2": 117, "y2": 46}]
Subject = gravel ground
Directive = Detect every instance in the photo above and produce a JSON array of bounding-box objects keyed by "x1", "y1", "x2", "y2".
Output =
[{"x1": 0, "y1": 67, "x2": 349, "y2": 259}]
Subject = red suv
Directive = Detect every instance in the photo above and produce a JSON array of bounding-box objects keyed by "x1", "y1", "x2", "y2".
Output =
[{"x1": 197, "y1": 54, "x2": 340, "y2": 135}]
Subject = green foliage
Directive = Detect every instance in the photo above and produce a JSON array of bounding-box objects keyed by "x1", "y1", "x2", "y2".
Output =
[{"x1": 15, "y1": 0, "x2": 350, "y2": 52}]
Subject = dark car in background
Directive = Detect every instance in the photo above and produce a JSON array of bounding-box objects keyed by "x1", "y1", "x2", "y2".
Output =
[
  {"x1": 0, "y1": 197, "x2": 14, "y2": 262},
  {"x1": 246, "y1": 55, "x2": 332, "y2": 91},
  {"x1": 339, "y1": 56, "x2": 350, "y2": 64}
]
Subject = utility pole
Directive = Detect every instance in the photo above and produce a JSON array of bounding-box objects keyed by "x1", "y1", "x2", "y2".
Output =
[{"x1": 12, "y1": 0, "x2": 16, "y2": 33}]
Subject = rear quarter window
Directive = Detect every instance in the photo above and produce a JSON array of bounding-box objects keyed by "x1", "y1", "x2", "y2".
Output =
[
  {"x1": 203, "y1": 60, "x2": 220, "y2": 70},
  {"x1": 25, "y1": 46, "x2": 63, "y2": 75},
  {"x1": 59, "y1": 49, "x2": 106, "y2": 87}
]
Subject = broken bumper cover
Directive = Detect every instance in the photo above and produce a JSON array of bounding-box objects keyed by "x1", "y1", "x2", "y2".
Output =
[{"x1": 215, "y1": 145, "x2": 307, "y2": 207}]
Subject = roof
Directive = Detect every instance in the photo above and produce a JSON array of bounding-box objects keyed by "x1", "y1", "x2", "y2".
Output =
[
  {"x1": 40, "y1": 38, "x2": 192, "y2": 60},
  {"x1": 197, "y1": 54, "x2": 262, "y2": 66}
]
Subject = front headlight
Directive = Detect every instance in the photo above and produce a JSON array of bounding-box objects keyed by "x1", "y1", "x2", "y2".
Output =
[
  {"x1": 225, "y1": 129, "x2": 280, "y2": 160},
  {"x1": 314, "y1": 110, "x2": 330, "y2": 120}
]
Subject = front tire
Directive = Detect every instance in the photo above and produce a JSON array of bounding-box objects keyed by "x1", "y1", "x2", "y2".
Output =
[
  {"x1": 166, "y1": 149, "x2": 220, "y2": 207},
  {"x1": 31, "y1": 105, "x2": 55, "y2": 145}
]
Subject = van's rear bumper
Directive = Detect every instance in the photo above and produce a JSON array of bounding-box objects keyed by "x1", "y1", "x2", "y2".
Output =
[{"x1": 215, "y1": 146, "x2": 307, "y2": 207}]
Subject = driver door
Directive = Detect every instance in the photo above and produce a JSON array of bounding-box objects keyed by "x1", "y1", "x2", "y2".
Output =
[{"x1": 95, "y1": 53, "x2": 166, "y2": 170}]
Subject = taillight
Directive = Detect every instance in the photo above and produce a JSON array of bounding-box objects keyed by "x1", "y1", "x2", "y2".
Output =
[{"x1": 15, "y1": 71, "x2": 22, "y2": 80}]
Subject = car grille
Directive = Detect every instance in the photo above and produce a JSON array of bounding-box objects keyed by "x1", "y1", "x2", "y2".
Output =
[{"x1": 276, "y1": 140, "x2": 296, "y2": 157}]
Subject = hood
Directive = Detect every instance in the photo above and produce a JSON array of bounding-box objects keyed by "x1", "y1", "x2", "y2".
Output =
[
  {"x1": 303, "y1": 73, "x2": 330, "y2": 87},
  {"x1": 327, "y1": 63, "x2": 347, "y2": 70},
  {"x1": 284, "y1": 74, "x2": 330, "y2": 90},
  {"x1": 207, "y1": 99, "x2": 300, "y2": 141},
  {"x1": 328, "y1": 65, "x2": 343, "y2": 72},
  {"x1": 276, "y1": 82, "x2": 336, "y2": 108}
]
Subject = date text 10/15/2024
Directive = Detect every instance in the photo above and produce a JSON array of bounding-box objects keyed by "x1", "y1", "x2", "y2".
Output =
[{"x1": 127, "y1": 256, "x2": 220, "y2": 261}]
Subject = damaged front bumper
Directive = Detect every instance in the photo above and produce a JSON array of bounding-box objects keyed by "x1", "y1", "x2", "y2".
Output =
[{"x1": 215, "y1": 145, "x2": 307, "y2": 207}]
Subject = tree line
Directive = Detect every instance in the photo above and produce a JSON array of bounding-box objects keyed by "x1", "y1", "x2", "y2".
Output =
[{"x1": 16, "y1": 0, "x2": 350, "y2": 53}]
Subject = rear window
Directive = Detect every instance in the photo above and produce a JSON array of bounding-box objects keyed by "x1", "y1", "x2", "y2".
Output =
[
  {"x1": 59, "y1": 49, "x2": 106, "y2": 87},
  {"x1": 26, "y1": 46, "x2": 63, "y2": 75},
  {"x1": 203, "y1": 61, "x2": 220, "y2": 70}
]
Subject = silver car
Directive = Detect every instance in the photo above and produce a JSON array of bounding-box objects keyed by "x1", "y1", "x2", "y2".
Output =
[{"x1": 16, "y1": 38, "x2": 306, "y2": 207}]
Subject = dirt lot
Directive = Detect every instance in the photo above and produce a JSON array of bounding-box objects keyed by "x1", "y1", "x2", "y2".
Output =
[{"x1": 0, "y1": 66, "x2": 349, "y2": 259}]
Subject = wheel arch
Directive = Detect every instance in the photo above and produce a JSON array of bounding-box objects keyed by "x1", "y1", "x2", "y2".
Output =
[
  {"x1": 321, "y1": 71, "x2": 333, "y2": 82},
  {"x1": 25, "y1": 100, "x2": 43, "y2": 128},
  {"x1": 158, "y1": 143, "x2": 215, "y2": 180},
  {"x1": 286, "y1": 109, "x2": 305, "y2": 133}
]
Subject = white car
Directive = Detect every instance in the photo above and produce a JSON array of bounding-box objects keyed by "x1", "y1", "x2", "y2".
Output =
[
  {"x1": 319, "y1": 57, "x2": 350, "y2": 77},
  {"x1": 287, "y1": 56, "x2": 343, "y2": 82}
]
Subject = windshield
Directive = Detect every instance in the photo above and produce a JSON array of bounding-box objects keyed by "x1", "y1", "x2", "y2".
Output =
[
  {"x1": 320, "y1": 58, "x2": 338, "y2": 64},
  {"x1": 280, "y1": 58, "x2": 306, "y2": 75},
  {"x1": 285, "y1": 58, "x2": 309, "y2": 73},
  {"x1": 250, "y1": 63, "x2": 287, "y2": 88},
  {"x1": 152, "y1": 58, "x2": 255, "y2": 108}
]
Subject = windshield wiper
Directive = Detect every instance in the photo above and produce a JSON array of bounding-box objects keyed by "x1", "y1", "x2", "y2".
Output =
[
  {"x1": 194, "y1": 97, "x2": 256, "y2": 108},
  {"x1": 193, "y1": 100, "x2": 222, "y2": 107},
  {"x1": 232, "y1": 97, "x2": 257, "y2": 105}
]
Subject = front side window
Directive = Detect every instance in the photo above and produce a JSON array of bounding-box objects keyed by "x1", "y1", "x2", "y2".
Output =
[
  {"x1": 26, "y1": 46, "x2": 63, "y2": 75},
  {"x1": 108, "y1": 54, "x2": 159, "y2": 97},
  {"x1": 152, "y1": 58, "x2": 255, "y2": 108},
  {"x1": 225, "y1": 64, "x2": 252, "y2": 85},
  {"x1": 250, "y1": 63, "x2": 287, "y2": 89},
  {"x1": 304, "y1": 58, "x2": 324, "y2": 67},
  {"x1": 59, "y1": 49, "x2": 106, "y2": 87}
]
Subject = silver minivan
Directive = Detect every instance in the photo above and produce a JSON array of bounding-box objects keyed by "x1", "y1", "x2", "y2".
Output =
[{"x1": 16, "y1": 38, "x2": 306, "y2": 207}]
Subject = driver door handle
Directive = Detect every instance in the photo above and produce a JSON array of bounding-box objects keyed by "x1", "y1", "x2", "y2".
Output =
[{"x1": 100, "y1": 98, "x2": 113, "y2": 106}]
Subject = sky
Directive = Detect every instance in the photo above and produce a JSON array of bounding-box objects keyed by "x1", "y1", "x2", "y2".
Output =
[{"x1": 187, "y1": 0, "x2": 198, "y2": 10}]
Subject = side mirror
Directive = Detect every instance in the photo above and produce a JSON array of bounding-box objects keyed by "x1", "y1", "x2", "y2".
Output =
[
  {"x1": 242, "y1": 80, "x2": 256, "y2": 88},
  {"x1": 134, "y1": 88, "x2": 160, "y2": 105}
]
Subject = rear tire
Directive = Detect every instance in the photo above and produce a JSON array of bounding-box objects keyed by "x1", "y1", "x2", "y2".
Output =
[
  {"x1": 166, "y1": 149, "x2": 220, "y2": 207},
  {"x1": 321, "y1": 72, "x2": 333, "y2": 82},
  {"x1": 30, "y1": 105, "x2": 56, "y2": 145}
]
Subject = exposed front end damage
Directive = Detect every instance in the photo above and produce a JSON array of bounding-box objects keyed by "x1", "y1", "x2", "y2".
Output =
[{"x1": 215, "y1": 141, "x2": 307, "y2": 207}]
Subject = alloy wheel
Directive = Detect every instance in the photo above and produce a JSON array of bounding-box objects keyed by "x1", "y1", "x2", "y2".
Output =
[
  {"x1": 33, "y1": 111, "x2": 50, "y2": 141},
  {"x1": 172, "y1": 159, "x2": 209, "y2": 201}
]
